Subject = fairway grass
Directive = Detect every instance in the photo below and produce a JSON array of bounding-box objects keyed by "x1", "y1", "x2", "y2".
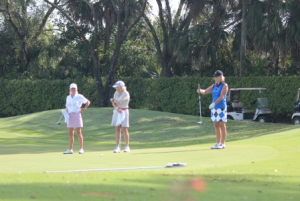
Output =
[{"x1": 0, "y1": 108, "x2": 300, "y2": 201}]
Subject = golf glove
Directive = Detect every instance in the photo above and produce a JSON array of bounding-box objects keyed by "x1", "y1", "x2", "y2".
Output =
[{"x1": 209, "y1": 102, "x2": 215, "y2": 109}]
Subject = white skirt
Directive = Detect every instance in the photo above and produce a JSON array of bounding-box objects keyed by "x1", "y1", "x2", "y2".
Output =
[{"x1": 111, "y1": 109, "x2": 129, "y2": 127}]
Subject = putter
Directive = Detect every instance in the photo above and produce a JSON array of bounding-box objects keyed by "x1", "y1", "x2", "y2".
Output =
[
  {"x1": 56, "y1": 114, "x2": 63, "y2": 125},
  {"x1": 198, "y1": 83, "x2": 203, "y2": 125}
]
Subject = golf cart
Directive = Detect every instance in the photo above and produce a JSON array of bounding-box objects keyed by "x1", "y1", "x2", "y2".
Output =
[
  {"x1": 227, "y1": 88, "x2": 274, "y2": 122},
  {"x1": 291, "y1": 88, "x2": 300, "y2": 125}
]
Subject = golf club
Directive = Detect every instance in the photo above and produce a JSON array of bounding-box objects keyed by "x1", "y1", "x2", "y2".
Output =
[
  {"x1": 56, "y1": 114, "x2": 63, "y2": 125},
  {"x1": 198, "y1": 83, "x2": 203, "y2": 125}
]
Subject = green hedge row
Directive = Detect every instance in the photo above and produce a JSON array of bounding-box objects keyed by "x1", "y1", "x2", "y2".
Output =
[
  {"x1": 0, "y1": 76, "x2": 299, "y2": 119},
  {"x1": 0, "y1": 78, "x2": 98, "y2": 117},
  {"x1": 123, "y1": 76, "x2": 299, "y2": 119}
]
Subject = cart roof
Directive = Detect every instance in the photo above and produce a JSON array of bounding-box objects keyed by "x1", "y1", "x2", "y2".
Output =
[{"x1": 229, "y1": 88, "x2": 266, "y2": 91}]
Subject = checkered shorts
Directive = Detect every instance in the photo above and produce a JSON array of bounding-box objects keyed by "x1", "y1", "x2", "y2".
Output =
[{"x1": 211, "y1": 108, "x2": 227, "y2": 122}]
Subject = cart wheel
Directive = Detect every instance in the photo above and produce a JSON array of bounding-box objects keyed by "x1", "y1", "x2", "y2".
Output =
[
  {"x1": 227, "y1": 115, "x2": 233, "y2": 120},
  {"x1": 292, "y1": 117, "x2": 300, "y2": 125},
  {"x1": 258, "y1": 116, "x2": 267, "y2": 123}
]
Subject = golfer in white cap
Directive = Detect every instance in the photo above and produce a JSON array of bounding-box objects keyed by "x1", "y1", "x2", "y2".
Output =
[
  {"x1": 110, "y1": 80, "x2": 130, "y2": 153},
  {"x1": 63, "y1": 83, "x2": 90, "y2": 154}
]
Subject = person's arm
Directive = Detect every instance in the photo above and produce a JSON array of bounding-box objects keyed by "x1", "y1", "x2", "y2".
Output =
[
  {"x1": 197, "y1": 84, "x2": 214, "y2": 95},
  {"x1": 65, "y1": 97, "x2": 68, "y2": 112},
  {"x1": 213, "y1": 84, "x2": 228, "y2": 105},
  {"x1": 111, "y1": 92, "x2": 128, "y2": 105},
  {"x1": 81, "y1": 100, "x2": 90, "y2": 112},
  {"x1": 110, "y1": 98, "x2": 116, "y2": 107}
]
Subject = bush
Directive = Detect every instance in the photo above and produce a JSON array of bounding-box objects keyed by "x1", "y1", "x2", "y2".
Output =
[
  {"x1": 1, "y1": 76, "x2": 299, "y2": 120},
  {"x1": 124, "y1": 76, "x2": 299, "y2": 119},
  {"x1": 0, "y1": 78, "x2": 98, "y2": 117}
]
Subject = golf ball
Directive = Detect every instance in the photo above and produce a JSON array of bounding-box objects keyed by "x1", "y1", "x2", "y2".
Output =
[{"x1": 100, "y1": 154, "x2": 103, "y2": 157}]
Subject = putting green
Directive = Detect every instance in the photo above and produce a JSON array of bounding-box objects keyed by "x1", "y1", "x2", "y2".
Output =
[
  {"x1": 0, "y1": 108, "x2": 299, "y2": 201},
  {"x1": 0, "y1": 143, "x2": 278, "y2": 173}
]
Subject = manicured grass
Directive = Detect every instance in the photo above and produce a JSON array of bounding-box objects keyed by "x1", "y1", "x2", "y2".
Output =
[{"x1": 0, "y1": 108, "x2": 299, "y2": 201}]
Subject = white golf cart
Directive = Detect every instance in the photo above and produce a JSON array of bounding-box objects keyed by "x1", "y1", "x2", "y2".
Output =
[
  {"x1": 227, "y1": 88, "x2": 274, "y2": 123},
  {"x1": 291, "y1": 88, "x2": 300, "y2": 125}
]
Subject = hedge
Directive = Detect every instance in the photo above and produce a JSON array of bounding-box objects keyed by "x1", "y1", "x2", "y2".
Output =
[
  {"x1": 0, "y1": 76, "x2": 299, "y2": 119},
  {"x1": 123, "y1": 76, "x2": 299, "y2": 119},
  {"x1": 0, "y1": 78, "x2": 98, "y2": 117}
]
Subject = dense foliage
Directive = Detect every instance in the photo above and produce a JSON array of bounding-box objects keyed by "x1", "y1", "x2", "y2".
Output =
[
  {"x1": 1, "y1": 0, "x2": 300, "y2": 110},
  {"x1": 0, "y1": 78, "x2": 98, "y2": 117},
  {"x1": 1, "y1": 0, "x2": 300, "y2": 81},
  {"x1": 125, "y1": 76, "x2": 299, "y2": 120},
  {"x1": 1, "y1": 77, "x2": 299, "y2": 122}
]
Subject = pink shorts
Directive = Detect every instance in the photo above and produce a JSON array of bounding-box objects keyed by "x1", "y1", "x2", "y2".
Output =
[{"x1": 67, "y1": 112, "x2": 83, "y2": 128}]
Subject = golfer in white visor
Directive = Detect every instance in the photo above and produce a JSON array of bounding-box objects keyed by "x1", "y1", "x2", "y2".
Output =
[{"x1": 110, "y1": 80, "x2": 130, "y2": 153}]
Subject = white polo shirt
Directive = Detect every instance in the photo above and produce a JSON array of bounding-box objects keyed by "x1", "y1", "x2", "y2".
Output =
[
  {"x1": 66, "y1": 94, "x2": 88, "y2": 113},
  {"x1": 113, "y1": 90, "x2": 130, "y2": 108}
]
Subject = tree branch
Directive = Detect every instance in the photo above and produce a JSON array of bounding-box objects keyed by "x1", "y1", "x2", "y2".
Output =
[
  {"x1": 43, "y1": 0, "x2": 92, "y2": 54},
  {"x1": 173, "y1": 0, "x2": 184, "y2": 29},
  {"x1": 144, "y1": 14, "x2": 163, "y2": 62},
  {"x1": 5, "y1": 0, "x2": 24, "y2": 41},
  {"x1": 123, "y1": 0, "x2": 147, "y2": 40},
  {"x1": 32, "y1": 0, "x2": 58, "y2": 41},
  {"x1": 124, "y1": 0, "x2": 130, "y2": 25},
  {"x1": 165, "y1": 0, "x2": 173, "y2": 29},
  {"x1": 156, "y1": 0, "x2": 169, "y2": 42},
  {"x1": 110, "y1": 0, "x2": 118, "y2": 13}
]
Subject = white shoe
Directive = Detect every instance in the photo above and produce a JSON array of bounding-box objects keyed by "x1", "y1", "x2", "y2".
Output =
[
  {"x1": 210, "y1": 143, "x2": 219, "y2": 149},
  {"x1": 124, "y1": 146, "x2": 130, "y2": 152},
  {"x1": 217, "y1": 144, "x2": 225, "y2": 149},
  {"x1": 63, "y1": 149, "x2": 73, "y2": 154},
  {"x1": 79, "y1": 149, "x2": 84, "y2": 154},
  {"x1": 113, "y1": 147, "x2": 120, "y2": 153}
]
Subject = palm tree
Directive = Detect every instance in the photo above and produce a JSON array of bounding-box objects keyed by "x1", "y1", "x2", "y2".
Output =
[
  {"x1": 283, "y1": 0, "x2": 300, "y2": 74},
  {"x1": 45, "y1": 0, "x2": 147, "y2": 106},
  {"x1": 168, "y1": 0, "x2": 238, "y2": 76},
  {"x1": 240, "y1": 0, "x2": 248, "y2": 76}
]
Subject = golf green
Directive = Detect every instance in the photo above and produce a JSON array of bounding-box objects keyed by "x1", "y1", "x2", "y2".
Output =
[{"x1": 0, "y1": 108, "x2": 299, "y2": 201}]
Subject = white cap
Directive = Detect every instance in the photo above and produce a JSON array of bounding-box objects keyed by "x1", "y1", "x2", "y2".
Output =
[
  {"x1": 112, "y1": 80, "x2": 125, "y2": 88},
  {"x1": 70, "y1": 83, "x2": 77, "y2": 89}
]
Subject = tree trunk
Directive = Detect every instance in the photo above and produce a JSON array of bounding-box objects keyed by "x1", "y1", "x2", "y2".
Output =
[
  {"x1": 21, "y1": 40, "x2": 30, "y2": 72},
  {"x1": 104, "y1": 0, "x2": 147, "y2": 106},
  {"x1": 240, "y1": 0, "x2": 247, "y2": 76},
  {"x1": 161, "y1": 54, "x2": 172, "y2": 77},
  {"x1": 44, "y1": 0, "x2": 104, "y2": 107},
  {"x1": 104, "y1": 39, "x2": 123, "y2": 106}
]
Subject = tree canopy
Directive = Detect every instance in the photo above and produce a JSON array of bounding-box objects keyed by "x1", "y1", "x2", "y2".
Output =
[{"x1": 1, "y1": 0, "x2": 300, "y2": 105}]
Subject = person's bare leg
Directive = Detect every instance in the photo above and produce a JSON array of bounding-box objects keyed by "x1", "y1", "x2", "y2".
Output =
[
  {"x1": 76, "y1": 127, "x2": 83, "y2": 150},
  {"x1": 115, "y1": 126, "x2": 121, "y2": 147},
  {"x1": 122, "y1": 127, "x2": 129, "y2": 147},
  {"x1": 219, "y1": 122, "x2": 227, "y2": 144},
  {"x1": 214, "y1": 122, "x2": 221, "y2": 144},
  {"x1": 68, "y1": 128, "x2": 74, "y2": 150}
]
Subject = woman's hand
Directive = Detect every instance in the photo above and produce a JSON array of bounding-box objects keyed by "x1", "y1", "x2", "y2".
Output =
[
  {"x1": 81, "y1": 100, "x2": 90, "y2": 112},
  {"x1": 197, "y1": 89, "x2": 204, "y2": 94}
]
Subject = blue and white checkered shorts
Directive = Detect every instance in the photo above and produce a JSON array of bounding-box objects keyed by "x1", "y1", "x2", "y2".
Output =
[{"x1": 211, "y1": 108, "x2": 227, "y2": 122}]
